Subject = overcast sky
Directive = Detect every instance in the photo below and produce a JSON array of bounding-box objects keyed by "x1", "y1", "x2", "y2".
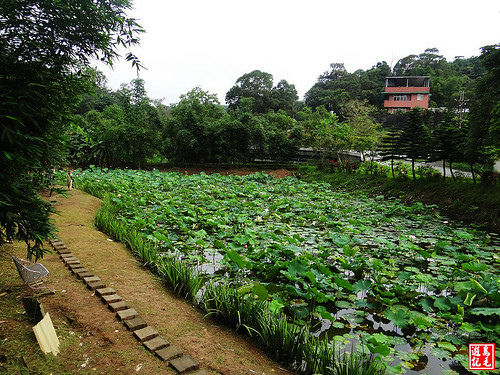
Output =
[{"x1": 95, "y1": 0, "x2": 500, "y2": 105}]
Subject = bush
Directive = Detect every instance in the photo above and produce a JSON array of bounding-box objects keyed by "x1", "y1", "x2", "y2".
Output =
[
  {"x1": 328, "y1": 159, "x2": 359, "y2": 174},
  {"x1": 416, "y1": 165, "x2": 441, "y2": 180},
  {"x1": 480, "y1": 170, "x2": 499, "y2": 185},
  {"x1": 393, "y1": 161, "x2": 410, "y2": 179}
]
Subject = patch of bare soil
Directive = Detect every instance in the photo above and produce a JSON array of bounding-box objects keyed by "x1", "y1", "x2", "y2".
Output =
[
  {"x1": 162, "y1": 167, "x2": 293, "y2": 178},
  {"x1": 32, "y1": 189, "x2": 292, "y2": 374}
]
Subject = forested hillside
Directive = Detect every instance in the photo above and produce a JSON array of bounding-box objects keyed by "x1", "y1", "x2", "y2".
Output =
[
  {"x1": 67, "y1": 47, "x2": 499, "y2": 180},
  {"x1": 1, "y1": 0, "x2": 499, "y2": 259}
]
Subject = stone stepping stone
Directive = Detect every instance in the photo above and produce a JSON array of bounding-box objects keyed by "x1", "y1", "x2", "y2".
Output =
[
  {"x1": 156, "y1": 345, "x2": 182, "y2": 362},
  {"x1": 116, "y1": 308, "x2": 138, "y2": 321},
  {"x1": 169, "y1": 355, "x2": 200, "y2": 374},
  {"x1": 143, "y1": 336, "x2": 169, "y2": 352},
  {"x1": 60, "y1": 253, "x2": 74, "y2": 259},
  {"x1": 63, "y1": 257, "x2": 79, "y2": 265},
  {"x1": 95, "y1": 287, "x2": 116, "y2": 296},
  {"x1": 69, "y1": 264, "x2": 85, "y2": 271},
  {"x1": 65, "y1": 260, "x2": 81, "y2": 267},
  {"x1": 75, "y1": 270, "x2": 93, "y2": 279},
  {"x1": 101, "y1": 294, "x2": 122, "y2": 304},
  {"x1": 124, "y1": 317, "x2": 147, "y2": 331},
  {"x1": 57, "y1": 248, "x2": 72, "y2": 254},
  {"x1": 108, "y1": 301, "x2": 130, "y2": 312},
  {"x1": 133, "y1": 326, "x2": 158, "y2": 342},
  {"x1": 87, "y1": 281, "x2": 106, "y2": 290},
  {"x1": 83, "y1": 276, "x2": 101, "y2": 285}
]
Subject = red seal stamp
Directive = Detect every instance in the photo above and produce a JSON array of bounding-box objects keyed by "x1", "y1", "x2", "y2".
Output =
[{"x1": 469, "y1": 343, "x2": 495, "y2": 371}]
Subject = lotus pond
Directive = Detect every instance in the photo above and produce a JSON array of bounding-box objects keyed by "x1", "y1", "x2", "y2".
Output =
[{"x1": 74, "y1": 168, "x2": 499, "y2": 374}]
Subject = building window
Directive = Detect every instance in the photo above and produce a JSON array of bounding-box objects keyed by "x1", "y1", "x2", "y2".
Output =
[
  {"x1": 393, "y1": 95, "x2": 408, "y2": 101},
  {"x1": 417, "y1": 94, "x2": 424, "y2": 101}
]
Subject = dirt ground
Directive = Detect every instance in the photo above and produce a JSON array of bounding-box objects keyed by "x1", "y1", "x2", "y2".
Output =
[
  {"x1": 2, "y1": 175, "x2": 294, "y2": 374},
  {"x1": 163, "y1": 167, "x2": 293, "y2": 179}
]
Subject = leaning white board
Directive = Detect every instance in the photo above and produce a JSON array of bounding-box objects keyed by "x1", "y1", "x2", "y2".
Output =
[{"x1": 32, "y1": 312, "x2": 60, "y2": 356}]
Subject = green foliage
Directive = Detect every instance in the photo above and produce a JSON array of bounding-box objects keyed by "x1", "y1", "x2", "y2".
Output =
[
  {"x1": 392, "y1": 48, "x2": 480, "y2": 108},
  {"x1": 343, "y1": 100, "x2": 383, "y2": 156},
  {"x1": 225, "y1": 70, "x2": 298, "y2": 115},
  {"x1": 378, "y1": 127, "x2": 402, "y2": 179},
  {"x1": 298, "y1": 106, "x2": 347, "y2": 161},
  {"x1": 0, "y1": 0, "x2": 143, "y2": 259},
  {"x1": 76, "y1": 168, "x2": 499, "y2": 373},
  {"x1": 469, "y1": 44, "x2": 500, "y2": 160},
  {"x1": 304, "y1": 63, "x2": 352, "y2": 118},
  {"x1": 399, "y1": 108, "x2": 431, "y2": 179},
  {"x1": 68, "y1": 78, "x2": 164, "y2": 168},
  {"x1": 305, "y1": 61, "x2": 392, "y2": 115}
]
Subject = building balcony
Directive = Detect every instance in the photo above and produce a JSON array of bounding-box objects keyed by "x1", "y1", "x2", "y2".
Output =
[{"x1": 384, "y1": 86, "x2": 430, "y2": 94}]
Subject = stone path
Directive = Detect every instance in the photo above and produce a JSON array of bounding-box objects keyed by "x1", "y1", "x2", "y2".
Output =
[{"x1": 49, "y1": 238, "x2": 207, "y2": 375}]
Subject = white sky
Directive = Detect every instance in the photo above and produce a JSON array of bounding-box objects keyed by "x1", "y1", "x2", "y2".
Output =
[{"x1": 95, "y1": 0, "x2": 500, "y2": 105}]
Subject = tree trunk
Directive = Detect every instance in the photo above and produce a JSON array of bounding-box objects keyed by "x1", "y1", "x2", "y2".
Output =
[
  {"x1": 411, "y1": 159, "x2": 416, "y2": 180},
  {"x1": 391, "y1": 157, "x2": 395, "y2": 179},
  {"x1": 449, "y1": 161, "x2": 456, "y2": 182},
  {"x1": 442, "y1": 159, "x2": 446, "y2": 181},
  {"x1": 470, "y1": 164, "x2": 476, "y2": 184}
]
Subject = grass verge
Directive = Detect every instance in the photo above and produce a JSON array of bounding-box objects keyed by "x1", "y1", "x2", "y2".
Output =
[{"x1": 0, "y1": 246, "x2": 75, "y2": 375}]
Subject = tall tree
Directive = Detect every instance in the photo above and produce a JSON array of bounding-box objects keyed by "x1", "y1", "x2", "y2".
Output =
[
  {"x1": 379, "y1": 127, "x2": 403, "y2": 179},
  {"x1": 429, "y1": 112, "x2": 463, "y2": 181},
  {"x1": 226, "y1": 71, "x2": 299, "y2": 115},
  {"x1": 304, "y1": 63, "x2": 354, "y2": 118},
  {"x1": 469, "y1": 44, "x2": 500, "y2": 153},
  {"x1": 270, "y1": 79, "x2": 299, "y2": 116},
  {"x1": 167, "y1": 87, "x2": 226, "y2": 163},
  {"x1": 399, "y1": 108, "x2": 430, "y2": 179},
  {"x1": 343, "y1": 100, "x2": 383, "y2": 160},
  {"x1": 225, "y1": 70, "x2": 274, "y2": 113},
  {"x1": 0, "y1": 0, "x2": 143, "y2": 259}
]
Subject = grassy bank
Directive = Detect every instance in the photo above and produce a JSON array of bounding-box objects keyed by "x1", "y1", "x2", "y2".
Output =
[{"x1": 297, "y1": 165, "x2": 500, "y2": 233}]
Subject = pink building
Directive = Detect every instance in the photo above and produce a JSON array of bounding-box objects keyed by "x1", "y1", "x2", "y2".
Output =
[{"x1": 383, "y1": 76, "x2": 430, "y2": 113}]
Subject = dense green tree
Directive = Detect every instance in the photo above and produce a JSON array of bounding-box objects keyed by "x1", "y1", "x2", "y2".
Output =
[
  {"x1": 270, "y1": 80, "x2": 299, "y2": 116},
  {"x1": 228, "y1": 98, "x2": 268, "y2": 160},
  {"x1": 456, "y1": 44, "x2": 500, "y2": 183},
  {"x1": 67, "y1": 78, "x2": 164, "y2": 168},
  {"x1": 469, "y1": 44, "x2": 500, "y2": 152},
  {"x1": 0, "y1": 0, "x2": 142, "y2": 259},
  {"x1": 112, "y1": 79, "x2": 163, "y2": 167},
  {"x1": 357, "y1": 61, "x2": 392, "y2": 107},
  {"x1": 490, "y1": 101, "x2": 500, "y2": 148},
  {"x1": 264, "y1": 111, "x2": 303, "y2": 162},
  {"x1": 226, "y1": 71, "x2": 298, "y2": 115},
  {"x1": 379, "y1": 127, "x2": 403, "y2": 179},
  {"x1": 210, "y1": 117, "x2": 251, "y2": 163},
  {"x1": 167, "y1": 88, "x2": 226, "y2": 162},
  {"x1": 297, "y1": 106, "x2": 347, "y2": 161},
  {"x1": 392, "y1": 48, "x2": 482, "y2": 109},
  {"x1": 429, "y1": 112, "x2": 463, "y2": 181},
  {"x1": 225, "y1": 70, "x2": 274, "y2": 113},
  {"x1": 343, "y1": 100, "x2": 383, "y2": 160},
  {"x1": 304, "y1": 63, "x2": 354, "y2": 118},
  {"x1": 399, "y1": 108, "x2": 431, "y2": 179},
  {"x1": 74, "y1": 68, "x2": 118, "y2": 115},
  {"x1": 305, "y1": 62, "x2": 392, "y2": 116}
]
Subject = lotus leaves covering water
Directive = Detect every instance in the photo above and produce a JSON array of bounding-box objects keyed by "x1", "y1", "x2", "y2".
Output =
[{"x1": 75, "y1": 168, "x2": 499, "y2": 374}]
